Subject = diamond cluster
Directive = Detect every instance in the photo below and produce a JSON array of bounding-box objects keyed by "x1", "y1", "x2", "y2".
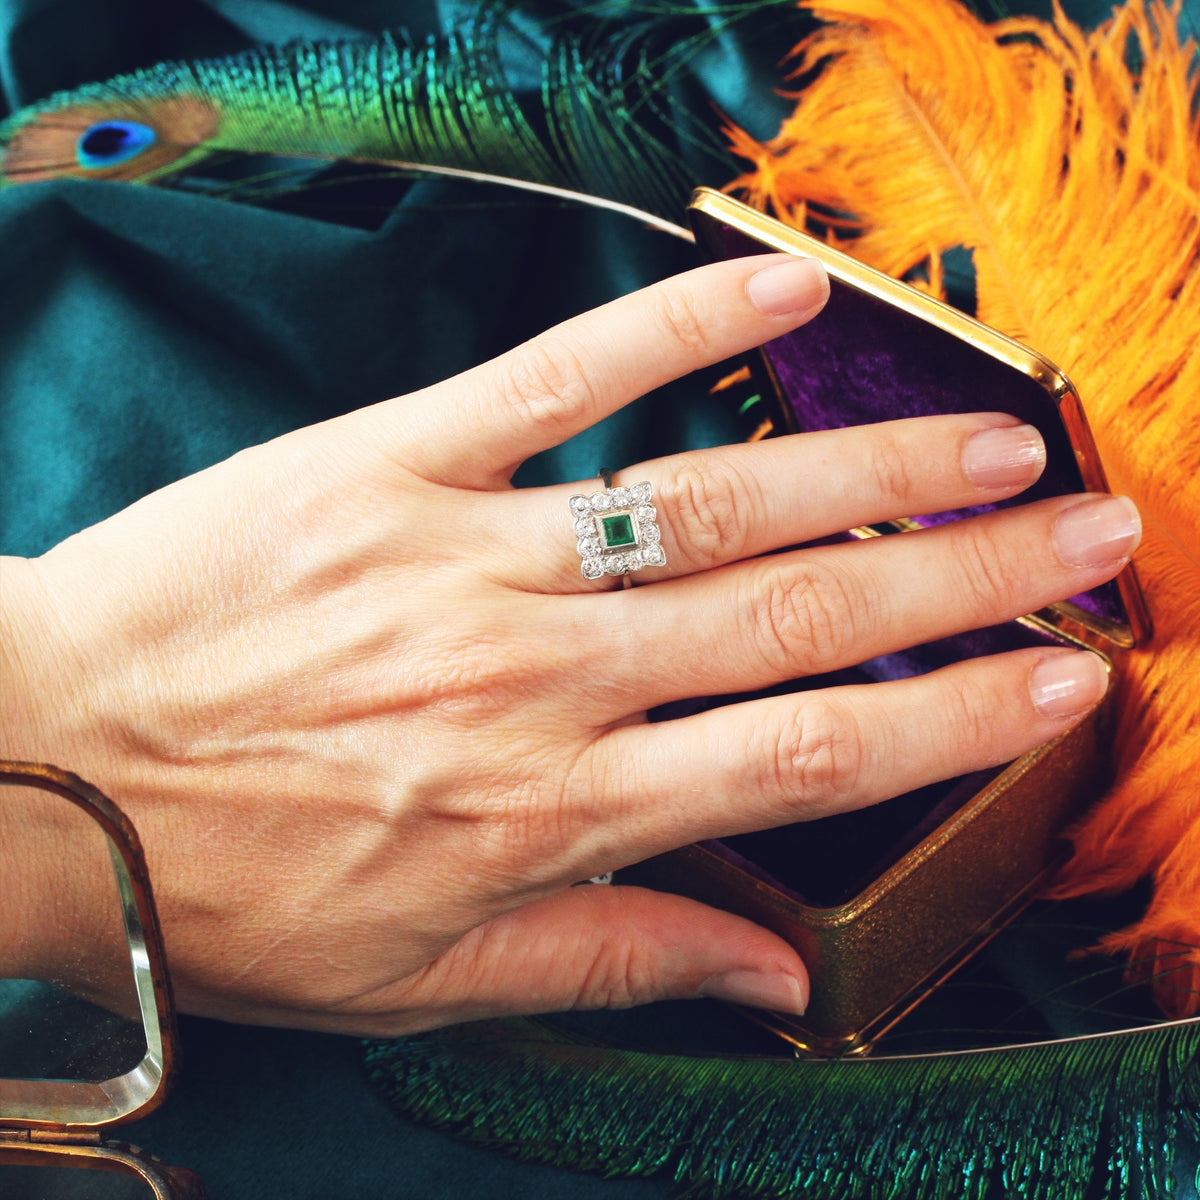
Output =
[{"x1": 569, "y1": 481, "x2": 667, "y2": 580}]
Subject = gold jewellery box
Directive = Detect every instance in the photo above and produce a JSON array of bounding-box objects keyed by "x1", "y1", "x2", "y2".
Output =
[{"x1": 622, "y1": 190, "x2": 1149, "y2": 1057}]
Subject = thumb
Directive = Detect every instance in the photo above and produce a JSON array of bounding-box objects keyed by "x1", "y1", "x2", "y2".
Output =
[{"x1": 393, "y1": 884, "x2": 809, "y2": 1029}]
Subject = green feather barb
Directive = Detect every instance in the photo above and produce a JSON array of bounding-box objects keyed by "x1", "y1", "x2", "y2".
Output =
[
  {"x1": 367, "y1": 1016, "x2": 1200, "y2": 1199},
  {"x1": 0, "y1": 9, "x2": 751, "y2": 225}
]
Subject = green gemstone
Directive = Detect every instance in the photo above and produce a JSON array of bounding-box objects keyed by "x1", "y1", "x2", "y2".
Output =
[{"x1": 600, "y1": 512, "x2": 636, "y2": 548}]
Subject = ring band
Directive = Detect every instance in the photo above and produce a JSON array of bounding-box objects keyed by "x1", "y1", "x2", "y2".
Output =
[{"x1": 570, "y1": 473, "x2": 667, "y2": 580}]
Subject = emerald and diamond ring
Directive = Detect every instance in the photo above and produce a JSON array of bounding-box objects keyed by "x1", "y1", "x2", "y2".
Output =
[{"x1": 569, "y1": 481, "x2": 666, "y2": 580}]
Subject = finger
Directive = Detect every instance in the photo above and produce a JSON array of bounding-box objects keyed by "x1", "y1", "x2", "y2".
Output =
[
  {"x1": 577, "y1": 491, "x2": 1139, "y2": 717},
  {"x1": 393, "y1": 254, "x2": 830, "y2": 488},
  {"x1": 575, "y1": 646, "x2": 1111, "y2": 870},
  {"x1": 496, "y1": 412, "x2": 1046, "y2": 592},
  {"x1": 339, "y1": 885, "x2": 809, "y2": 1036}
]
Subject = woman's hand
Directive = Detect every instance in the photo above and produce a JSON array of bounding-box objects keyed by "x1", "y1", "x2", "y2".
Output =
[{"x1": 0, "y1": 254, "x2": 1139, "y2": 1034}]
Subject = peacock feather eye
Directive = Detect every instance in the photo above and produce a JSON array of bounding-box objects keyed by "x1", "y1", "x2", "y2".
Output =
[{"x1": 76, "y1": 120, "x2": 157, "y2": 169}]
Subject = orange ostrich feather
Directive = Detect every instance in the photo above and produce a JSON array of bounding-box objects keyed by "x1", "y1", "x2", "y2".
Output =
[{"x1": 725, "y1": 0, "x2": 1200, "y2": 1014}]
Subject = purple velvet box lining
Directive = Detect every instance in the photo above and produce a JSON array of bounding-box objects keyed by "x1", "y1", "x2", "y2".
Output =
[
  {"x1": 724, "y1": 223, "x2": 1124, "y2": 624},
  {"x1": 672, "y1": 221, "x2": 1124, "y2": 906}
]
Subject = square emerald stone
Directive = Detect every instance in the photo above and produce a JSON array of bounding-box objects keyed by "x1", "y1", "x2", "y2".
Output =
[{"x1": 600, "y1": 512, "x2": 637, "y2": 548}]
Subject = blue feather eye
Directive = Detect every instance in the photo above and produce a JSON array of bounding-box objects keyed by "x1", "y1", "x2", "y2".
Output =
[{"x1": 76, "y1": 121, "x2": 157, "y2": 169}]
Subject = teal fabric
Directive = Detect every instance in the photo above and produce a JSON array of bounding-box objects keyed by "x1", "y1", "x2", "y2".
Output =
[
  {"x1": 3, "y1": 1, "x2": 1198, "y2": 1196},
  {"x1": 0, "y1": 177, "x2": 712, "y2": 558}
]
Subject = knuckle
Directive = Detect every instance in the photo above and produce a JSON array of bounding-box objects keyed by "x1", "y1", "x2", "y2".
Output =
[
  {"x1": 435, "y1": 770, "x2": 575, "y2": 885},
  {"x1": 498, "y1": 334, "x2": 598, "y2": 435},
  {"x1": 867, "y1": 431, "x2": 917, "y2": 511},
  {"x1": 941, "y1": 674, "x2": 994, "y2": 761},
  {"x1": 577, "y1": 956, "x2": 639, "y2": 1010},
  {"x1": 952, "y1": 522, "x2": 1024, "y2": 614},
  {"x1": 650, "y1": 284, "x2": 712, "y2": 357},
  {"x1": 577, "y1": 928, "x2": 652, "y2": 1009},
  {"x1": 747, "y1": 561, "x2": 858, "y2": 675},
  {"x1": 415, "y1": 634, "x2": 554, "y2": 737},
  {"x1": 493, "y1": 745, "x2": 600, "y2": 869},
  {"x1": 665, "y1": 455, "x2": 758, "y2": 568},
  {"x1": 766, "y1": 697, "x2": 866, "y2": 814},
  {"x1": 493, "y1": 777, "x2": 571, "y2": 863},
  {"x1": 419, "y1": 632, "x2": 517, "y2": 713}
]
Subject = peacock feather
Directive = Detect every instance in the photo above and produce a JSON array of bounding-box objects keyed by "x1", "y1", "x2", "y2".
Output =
[
  {"x1": 366, "y1": 1010, "x2": 1200, "y2": 1199},
  {"x1": 0, "y1": 0, "x2": 802, "y2": 234}
]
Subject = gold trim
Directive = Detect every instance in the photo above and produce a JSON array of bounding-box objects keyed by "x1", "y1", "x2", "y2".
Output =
[
  {"x1": 690, "y1": 189, "x2": 1068, "y2": 388},
  {"x1": 0, "y1": 1139, "x2": 207, "y2": 1198}
]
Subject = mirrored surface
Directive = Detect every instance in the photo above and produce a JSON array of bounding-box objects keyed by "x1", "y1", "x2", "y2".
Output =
[
  {"x1": 0, "y1": 773, "x2": 163, "y2": 1127},
  {"x1": 0, "y1": 980, "x2": 145, "y2": 1083},
  {"x1": 0, "y1": 1163, "x2": 157, "y2": 1199},
  {"x1": 0, "y1": 782, "x2": 146, "y2": 1084}
]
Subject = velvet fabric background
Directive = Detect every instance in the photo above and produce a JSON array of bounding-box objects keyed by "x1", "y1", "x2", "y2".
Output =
[{"x1": 0, "y1": 0, "x2": 1168, "y2": 1195}]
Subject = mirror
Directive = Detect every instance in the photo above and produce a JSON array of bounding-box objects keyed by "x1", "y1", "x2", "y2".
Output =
[
  {"x1": 0, "y1": 779, "x2": 146, "y2": 1089},
  {"x1": 0, "y1": 762, "x2": 204, "y2": 1199},
  {"x1": 0, "y1": 1165, "x2": 167, "y2": 1199}
]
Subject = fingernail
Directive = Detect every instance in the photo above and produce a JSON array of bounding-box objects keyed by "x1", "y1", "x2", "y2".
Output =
[
  {"x1": 746, "y1": 257, "x2": 830, "y2": 317},
  {"x1": 699, "y1": 968, "x2": 808, "y2": 1015},
  {"x1": 1052, "y1": 495, "x2": 1142, "y2": 567},
  {"x1": 962, "y1": 423, "x2": 1046, "y2": 489},
  {"x1": 1029, "y1": 650, "x2": 1109, "y2": 718}
]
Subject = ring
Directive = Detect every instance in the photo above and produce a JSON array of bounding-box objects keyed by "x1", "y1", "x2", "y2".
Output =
[{"x1": 569, "y1": 471, "x2": 667, "y2": 580}]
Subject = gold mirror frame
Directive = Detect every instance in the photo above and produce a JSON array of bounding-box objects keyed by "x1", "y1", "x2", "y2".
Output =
[{"x1": 0, "y1": 761, "x2": 206, "y2": 1198}]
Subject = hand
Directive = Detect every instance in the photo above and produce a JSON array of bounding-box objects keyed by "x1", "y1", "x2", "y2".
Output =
[{"x1": 0, "y1": 254, "x2": 1139, "y2": 1035}]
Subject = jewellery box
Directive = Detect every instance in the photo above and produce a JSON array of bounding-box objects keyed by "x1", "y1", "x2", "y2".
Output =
[
  {"x1": 0, "y1": 762, "x2": 206, "y2": 1198},
  {"x1": 620, "y1": 189, "x2": 1150, "y2": 1057}
]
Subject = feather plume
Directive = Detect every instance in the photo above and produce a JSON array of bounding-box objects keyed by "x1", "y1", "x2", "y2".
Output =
[
  {"x1": 0, "y1": 5, "x2": 759, "y2": 228},
  {"x1": 367, "y1": 1015, "x2": 1200, "y2": 1199},
  {"x1": 724, "y1": 0, "x2": 1200, "y2": 1015}
]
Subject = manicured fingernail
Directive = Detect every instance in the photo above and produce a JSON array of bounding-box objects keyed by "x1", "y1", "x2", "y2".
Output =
[
  {"x1": 699, "y1": 968, "x2": 808, "y2": 1015},
  {"x1": 746, "y1": 257, "x2": 830, "y2": 317},
  {"x1": 1052, "y1": 495, "x2": 1141, "y2": 567},
  {"x1": 1029, "y1": 650, "x2": 1109, "y2": 718},
  {"x1": 962, "y1": 423, "x2": 1046, "y2": 488}
]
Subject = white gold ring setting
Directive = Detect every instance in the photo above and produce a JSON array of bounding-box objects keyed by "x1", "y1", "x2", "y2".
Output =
[{"x1": 570, "y1": 481, "x2": 666, "y2": 580}]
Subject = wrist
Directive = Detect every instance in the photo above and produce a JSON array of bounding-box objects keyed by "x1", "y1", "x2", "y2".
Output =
[
  {"x1": 0, "y1": 551, "x2": 123, "y2": 779},
  {"x1": 1, "y1": 556, "x2": 49, "y2": 757},
  {"x1": 0, "y1": 555, "x2": 126, "y2": 992}
]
